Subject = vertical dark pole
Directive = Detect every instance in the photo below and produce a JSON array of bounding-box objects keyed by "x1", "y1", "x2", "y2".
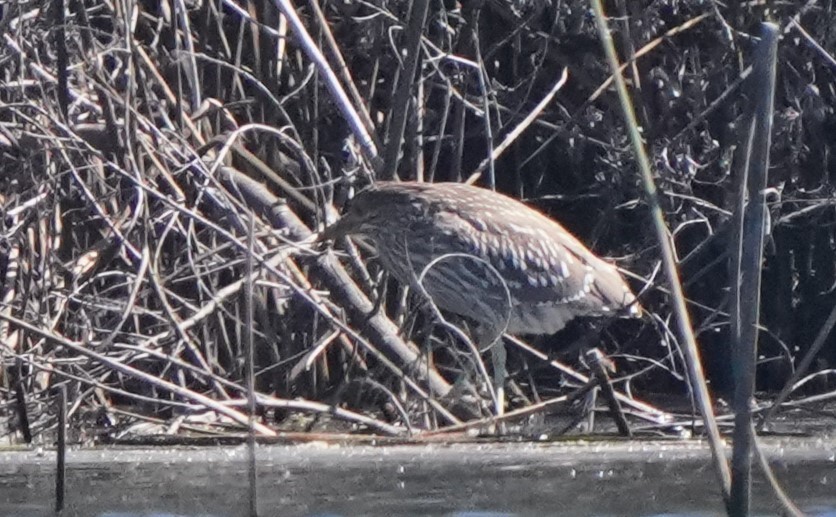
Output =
[
  {"x1": 730, "y1": 23, "x2": 779, "y2": 517},
  {"x1": 55, "y1": 384, "x2": 67, "y2": 513},
  {"x1": 245, "y1": 214, "x2": 259, "y2": 517},
  {"x1": 54, "y1": 0, "x2": 68, "y2": 122},
  {"x1": 13, "y1": 359, "x2": 32, "y2": 444}
]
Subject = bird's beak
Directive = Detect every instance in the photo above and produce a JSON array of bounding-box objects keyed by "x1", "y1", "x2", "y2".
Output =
[
  {"x1": 319, "y1": 221, "x2": 344, "y2": 242},
  {"x1": 319, "y1": 214, "x2": 356, "y2": 243}
]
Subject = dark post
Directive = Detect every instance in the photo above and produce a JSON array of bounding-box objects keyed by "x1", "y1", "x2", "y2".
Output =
[{"x1": 729, "y1": 23, "x2": 779, "y2": 516}]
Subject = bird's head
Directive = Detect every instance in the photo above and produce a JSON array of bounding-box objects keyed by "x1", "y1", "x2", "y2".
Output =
[{"x1": 321, "y1": 185, "x2": 395, "y2": 242}]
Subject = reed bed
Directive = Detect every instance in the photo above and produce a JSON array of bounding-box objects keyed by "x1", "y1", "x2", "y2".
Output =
[{"x1": 1, "y1": 1, "x2": 834, "y2": 442}]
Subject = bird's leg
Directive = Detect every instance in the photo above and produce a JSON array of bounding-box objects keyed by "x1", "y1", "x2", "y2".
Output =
[
  {"x1": 475, "y1": 325, "x2": 507, "y2": 419},
  {"x1": 409, "y1": 262, "x2": 504, "y2": 420},
  {"x1": 489, "y1": 338, "x2": 507, "y2": 418}
]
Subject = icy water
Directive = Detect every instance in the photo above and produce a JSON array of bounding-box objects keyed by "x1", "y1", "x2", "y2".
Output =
[{"x1": 0, "y1": 439, "x2": 834, "y2": 516}]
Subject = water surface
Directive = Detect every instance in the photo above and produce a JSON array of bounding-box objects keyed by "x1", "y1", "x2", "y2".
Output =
[{"x1": 1, "y1": 439, "x2": 834, "y2": 516}]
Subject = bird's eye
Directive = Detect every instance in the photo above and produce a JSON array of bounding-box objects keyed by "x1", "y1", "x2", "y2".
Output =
[{"x1": 342, "y1": 186, "x2": 375, "y2": 218}]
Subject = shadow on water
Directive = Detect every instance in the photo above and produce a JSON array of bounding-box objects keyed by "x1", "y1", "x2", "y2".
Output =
[{"x1": 0, "y1": 440, "x2": 834, "y2": 516}]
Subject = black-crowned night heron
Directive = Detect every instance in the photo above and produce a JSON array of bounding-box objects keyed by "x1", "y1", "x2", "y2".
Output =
[{"x1": 324, "y1": 181, "x2": 640, "y2": 415}]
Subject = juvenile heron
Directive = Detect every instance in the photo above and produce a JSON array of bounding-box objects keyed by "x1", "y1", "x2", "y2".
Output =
[{"x1": 324, "y1": 181, "x2": 640, "y2": 414}]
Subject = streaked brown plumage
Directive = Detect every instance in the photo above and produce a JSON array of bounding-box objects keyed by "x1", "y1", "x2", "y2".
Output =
[{"x1": 324, "y1": 181, "x2": 640, "y2": 336}]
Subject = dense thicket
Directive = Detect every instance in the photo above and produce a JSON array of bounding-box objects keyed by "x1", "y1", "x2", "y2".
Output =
[{"x1": 1, "y1": 1, "x2": 834, "y2": 440}]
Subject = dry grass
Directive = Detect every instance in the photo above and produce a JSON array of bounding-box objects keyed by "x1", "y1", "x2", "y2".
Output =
[{"x1": 1, "y1": 1, "x2": 834, "y2": 442}]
